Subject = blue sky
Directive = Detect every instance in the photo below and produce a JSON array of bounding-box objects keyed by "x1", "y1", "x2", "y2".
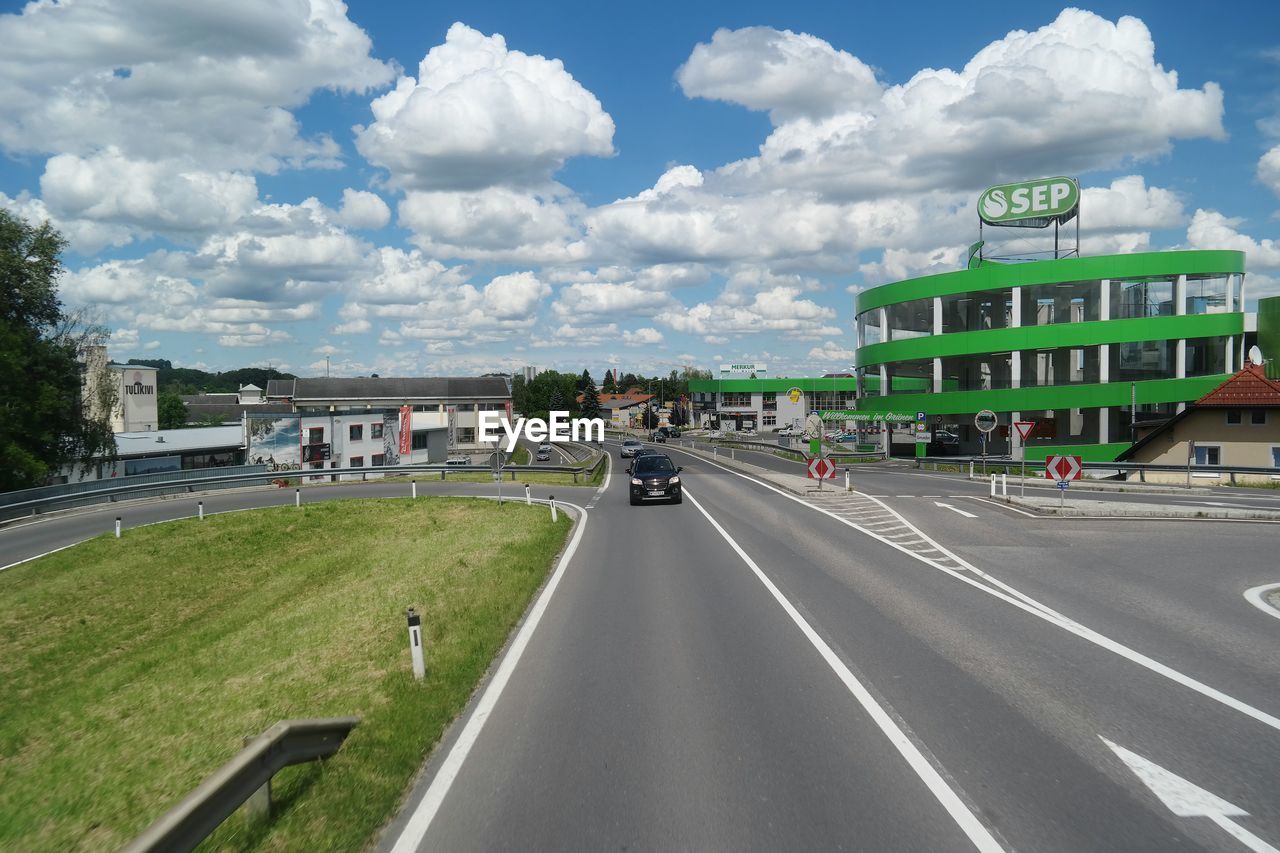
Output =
[{"x1": 1, "y1": 1, "x2": 1277, "y2": 379}]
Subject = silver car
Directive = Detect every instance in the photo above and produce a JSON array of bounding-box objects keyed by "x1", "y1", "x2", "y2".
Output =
[{"x1": 620, "y1": 439, "x2": 642, "y2": 458}]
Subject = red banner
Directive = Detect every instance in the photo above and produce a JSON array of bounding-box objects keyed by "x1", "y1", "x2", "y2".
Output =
[{"x1": 399, "y1": 406, "x2": 412, "y2": 455}]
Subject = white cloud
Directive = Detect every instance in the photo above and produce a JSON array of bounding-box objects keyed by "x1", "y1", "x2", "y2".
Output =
[
  {"x1": 807, "y1": 340, "x2": 857, "y2": 363},
  {"x1": 334, "y1": 188, "x2": 391, "y2": 230},
  {"x1": 622, "y1": 327, "x2": 664, "y2": 346},
  {"x1": 656, "y1": 286, "x2": 837, "y2": 339},
  {"x1": 398, "y1": 185, "x2": 585, "y2": 262},
  {"x1": 0, "y1": 0, "x2": 394, "y2": 172},
  {"x1": 482, "y1": 271, "x2": 550, "y2": 319},
  {"x1": 678, "y1": 26, "x2": 881, "y2": 122},
  {"x1": 354, "y1": 22, "x2": 614, "y2": 190},
  {"x1": 1186, "y1": 209, "x2": 1280, "y2": 268},
  {"x1": 1259, "y1": 145, "x2": 1280, "y2": 197},
  {"x1": 860, "y1": 246, "x2": 968, "y2": 284},
  {"x1": 551, "y1": 282, "x2": 677, "y2": 319},
  {"x1": 711, "y1": 11, "x2": 1224, "y2": 200},
  {"x1": 1080, "y1": 175, "x2": 1184, "y2": 231},
  {"x1": 219, "y1": 330, "x2": 293, "y2": 347},
  {"x1": 353, "y1": 247, "x2": 469, "y2": 304}
]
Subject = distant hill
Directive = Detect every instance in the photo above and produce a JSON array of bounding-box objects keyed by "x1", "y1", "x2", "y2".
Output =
[{"x1": 127, "y1": 359, "x2": 298, "y2": 395}]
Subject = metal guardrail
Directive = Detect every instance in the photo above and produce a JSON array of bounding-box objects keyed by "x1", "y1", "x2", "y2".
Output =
[
  {"x1": 0, "y1": 456, "x2": 608, "y2": 522},
  {"x1": 123, "y1": 717, "x2": 359, "y2": 853},
  {"x1": 699, "y1": 437, "x2": 887, "y2": 463},
  {"x1": 0, "y1": 464, "x2": 269, "y2": 509},
  {"x1": 916, "y1": 455, "x2": 1280, "y2": 477}
]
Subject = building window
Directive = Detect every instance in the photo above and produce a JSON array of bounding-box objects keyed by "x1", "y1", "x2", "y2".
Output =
[
  {"x1": 457, "y1": 427, "x2": 476, "y2": 444},
  {"x1": 1226, "y1": 410, "x2": 1242, "y2": 425},
  {"x1": 454, "y1": 403, "x2": 476, "y2": 412},
  {"x1": 307, "y1": 427, "x2": 324, "y2": 444},
  {"x1": 763, "y1": 414, "x2": 777, "y2": 427},
  {"x1": 721, "y1": 392, "x2": 752, "y2": 407},
  {"x1": 1252, "y1": 410, "x2": 1267, "y2": 425},
  {"x1": 350, "y1": 456, "x2": 364, "y2": 467},
  {"x1": 1193, "y1": 445, "x2": 1221, "y2": 466},
  {"x1": 762, "y1": 392, "x2": 777, "y2": 410},
  {"x1": 1272, "y1": 447, "x2": 1280, "y2": 468},
  {"x1": 372, "y1": 453, "x2": 385, "y2": 466},
  {"x1": 349, "y1": 423, "x2": 363, "y2": 441},
  {"x1": 411, "y1": 430, "x2": 431, "y2": 450},
  {"x1": 371, "y1": 422, "x2": 384, "y2": 439},
  {"x1": 1112, "y1": 279, "x2": 1175, "y2": 319}
]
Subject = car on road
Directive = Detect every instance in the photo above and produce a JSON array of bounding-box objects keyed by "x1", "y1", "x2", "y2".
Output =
[
  {"x1": 650, "y1": 431, "x2": 667, "y2": 443},
  {"x1": 632, "y1": 448, "x2": 659, "y2": 460},
  {"x1": 776, "y1": 425, "x2": 800, "y2": 436},
  {"x1": 706, "y1": 430, "x2": 723, "y2": 439},
  {"x1": 445, "y1": 455, "x2": 470, "y2": 466},
  {"x1": 627, "y1": 453, "x2": 682, "y2": 505},
  {"x1": 620, "y1": 438, "x2": 642, "y2": 457},
  {"x1": 535, "y1": 449, "x2": 551, "y2": 461}
]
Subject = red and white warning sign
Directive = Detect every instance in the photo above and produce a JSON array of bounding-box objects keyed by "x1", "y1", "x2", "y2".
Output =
[
  {"x1": 1044, "y1": 454, "x2": 1082, "y2": 482},
  {"x1": 1013, "y1": 420, "x2": 1035, "y2": 441},
  {"x1": 807, "y1": 457, "x2": 837, "y2": 479}
]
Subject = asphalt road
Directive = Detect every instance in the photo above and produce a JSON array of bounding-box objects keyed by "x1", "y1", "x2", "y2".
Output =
[{"x1": 5, "y1": 445, "x2": 1278, "y2": 851}]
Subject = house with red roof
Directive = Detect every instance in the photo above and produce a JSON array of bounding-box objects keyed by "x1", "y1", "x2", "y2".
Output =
[{"x1": 1116, "y1": 361, "x2": 1280, "y2": 483}]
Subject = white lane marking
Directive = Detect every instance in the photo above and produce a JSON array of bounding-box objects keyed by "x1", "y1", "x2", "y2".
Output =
[
  {"x1": 682, "y1": 488, "x2": 1005, "y2": 853},
  {"x1": 969, "y1": 497, "x2": 1040, "y2": 518},
  {"x1": 663, "y1": 444, "x2": 1280, "y2": 735},
  {"x1": 390, "y1": 499, "x2": 589, "y2": 853},
  {"x1": 1243, "y1": 583, "x2": 1280, "y2": 622},
  {"x1": 935, "y1": 502, "x2": 978, "y2": 519},
  {"x1": 1102, "y1": 738, "x2": 1279, "y2": 853},
  {"x1": 597, "y1": 447, "x2": 612, "y2": 495},
  {"x1": 0, "y1": 541, "x2": 79, "y2": 572}
]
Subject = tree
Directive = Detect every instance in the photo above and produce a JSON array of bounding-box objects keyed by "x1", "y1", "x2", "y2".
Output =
[
  {"x1": 642, "y1": 405, "x2": 658, "y2": 429},
  {"x1": 0, "y1": 210, "x2": 115, "y2": 490},
  {"x1": 580, "y1": 372, "x2": 601, "y2": 420},
  {"x1": 548, "y1": 385, "x2": 565, "y2": 413},
  {"x1": 577, "y1": 368, "x2": 591, "y2": 393},
  {"x1": 602, "y1": 369, "x2": 617, "y2": 394},
  {"x1": 157, "y1": 392, "x2": 188, "y2": 429}
]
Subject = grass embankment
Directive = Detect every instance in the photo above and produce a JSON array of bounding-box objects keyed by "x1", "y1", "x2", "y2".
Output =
[{"x1": 0, "y1": 497, "x2": 570, "y2": 851}]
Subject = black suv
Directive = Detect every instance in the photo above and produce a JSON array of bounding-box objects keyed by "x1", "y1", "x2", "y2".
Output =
[{"x1": 628, "y1": 453, "x2": 682, "y2": 505}]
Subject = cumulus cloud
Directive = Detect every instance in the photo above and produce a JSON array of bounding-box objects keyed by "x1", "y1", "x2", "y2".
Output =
[
  {"x1": 0, "y1": 0, "x2": 393, "y2": 172},
  {"x1": 551, "y1": 282, "x2": 678, "y2": 319},
  {"x1": 398, "y1": 185, "x2": 585, "y2": 262},
  {"x1": 859, "y1": 246, "x2": 969, "y2": 284},
  {"x1": 711, "y1": 10, "x2": 1223, "y2": 200},
  {"x1": 1187, "y1": 209, "x2": 1280, "y2": 268},
  {"x1": 656, "y1": 286, "x2": 837, "y2": 339},
  {"x1": 807, "y1": 340, "x2": 857, "y2": 363},
  {"x1": 622, "y1": 327, "x2": 664, "y2": 346},
  {"x1": 334, "y1": 188, "x2": 391, "y2": 230},
  {"x1": 355, "y1": 22, "x2": 614, "y2": 190},
  {"x1": 678, "y1": 26, "x2": 881, "y2": 121},
  {"x1": 1259, "y1": 145, "x2": 1280, "y2": 197}
]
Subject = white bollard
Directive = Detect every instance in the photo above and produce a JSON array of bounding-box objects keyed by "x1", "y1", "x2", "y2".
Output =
[
  {"x1": 406, "y1": 607, "x2": 425, "y2": 680},
  {"x1": 295, "y1": 488, "x2": 301, "y2": 508},
  {"x1": 1001, "y1": 473, "x2": 1007, "y2": 496},
  {"x1": 845, "y1": 469, "x2": 851, "y2": 492},
  {"x1": 969, "y1": 461, "x2": 974, "y2": 479},
  {"x1": 115, "y1": 516, "x2": 121, "y2": 538},
  {"x1": 412, "y1": 482, "x2": 417, "y2": 500},
  {"x1": 990, "y1": 474, "x2": 996, "y2": 497},
  {"x1": 198, "y1": 501, "x2": 204, "y2": 520},
  {"x1": 524, "y1": 484, "x2": 531, "y2": 505},
  {"x1": 549, "y1": 496, "x2": 558, "y2": 523}
]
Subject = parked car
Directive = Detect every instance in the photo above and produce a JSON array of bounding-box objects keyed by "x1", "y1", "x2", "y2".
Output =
[
  {"x1": 620, "y1": 438, "x2": 643, "y2": 458},
  {"x1": 651, "y1": 432, "x2": 667, "y2": 443},
  {"x1": 445, "y1": 455, "x2": 469, "y2": 466},
  {"x1": 776, "y1": 425, "x2": 800, "y2": 436},
  {"x1": 627, "y1": 453, "x2": 682, "y2": 505}
]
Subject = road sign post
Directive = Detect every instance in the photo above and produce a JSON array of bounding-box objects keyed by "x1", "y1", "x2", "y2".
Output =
[
  {"x1": 975, "y1": 410, "x2": 998, "y2": 476},
  {"x1": 490, "y1": 451, "x2": 504, "y2": 505},
  {"x1": 807, "y1": 456, "x2": 837, "y2": 490},
  {"x1": 1013, "y1": 420, "x2": 1036, "y2": 496},
  {"x1": 1044, "y1": 454, "x2": 1082, "y2": 509}
]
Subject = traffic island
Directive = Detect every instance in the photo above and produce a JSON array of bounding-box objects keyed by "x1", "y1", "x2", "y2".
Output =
[{"x1": 996, "y1": 495, "x2": 1280, "y2": 521}]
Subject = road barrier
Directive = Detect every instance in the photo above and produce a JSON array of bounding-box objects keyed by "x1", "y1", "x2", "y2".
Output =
[
  {"x1": 919, "y1": 455, "x2": 1280, "y2": 484},
  {"x1": 0, "y1": 457, "x2": 607, "y2": 522},
  {"x1": 123, "y1": 717, "x2": 359, "y2": 853}
]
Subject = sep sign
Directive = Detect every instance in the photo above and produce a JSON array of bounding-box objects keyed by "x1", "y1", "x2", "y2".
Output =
[
  {"x1": 807, "y1": 457, "x2": 837, "y2": 480},
  {"x1": 1044, "y1": 455, "x2": 1082, "y2": 482},
  {"x1": 979, "y1": 177, "x2": 1079, "y2": 226}
]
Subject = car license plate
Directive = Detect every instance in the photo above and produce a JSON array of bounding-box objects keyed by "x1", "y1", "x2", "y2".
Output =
[{"x1": 648, "y1": 490, "x2": 664, "y2": 496}]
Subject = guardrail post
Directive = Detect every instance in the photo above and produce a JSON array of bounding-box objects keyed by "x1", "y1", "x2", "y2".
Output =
[
  {"x1": 295, "y1": 488, "x2": 301, "y2": 508},
  {"x1": 573, "y1": 471, "x2": 578, "y2": 484},
  {"x1": 407, "y1": 607, "x2": 425, "y2": 680},
  {"x1": 549, "y1": 496, "x2": 558, "y2": 523},
  {"x1": 115, "y1": 516, "x2": 122, "y2": 538},
  {"x1": 243, "y1": 735, "x2": 272, "y2": 821},
  {"x1": 198, "y1": 501, "x2": 204, "y2": 520},
  {"x1": 524, "y1": 484, "x2": 531, "y2": 505},
  {"x1": 441, "y1": 470, "x2": 446, "y2": 481}
]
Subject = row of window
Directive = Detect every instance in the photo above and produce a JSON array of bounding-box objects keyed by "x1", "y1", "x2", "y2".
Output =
[
  {"x1": 1225, "y1": 410, "x2": 1268, "y2": 426},
  {"x1": 349, "y1": 454, "x2": 387, "y2": 467},
  {"x1": 858, "y1": 274, "x2": 1241, "y2": 344},
  {"x1": 1193, "y1": 447, "x2": 1280, "y2": 467},
  {"x1": 348, "y1": 422, "x2": 385, "y2": 441}
]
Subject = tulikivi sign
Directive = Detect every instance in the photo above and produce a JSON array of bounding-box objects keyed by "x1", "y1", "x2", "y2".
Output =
[{"x1": 978, "y1": 176, "x2": 1079, "y2": 227}]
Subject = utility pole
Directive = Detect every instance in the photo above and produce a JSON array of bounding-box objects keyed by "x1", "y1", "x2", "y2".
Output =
[{"x1": 326, "y1": 355, "x2": 330, "y2": 378}]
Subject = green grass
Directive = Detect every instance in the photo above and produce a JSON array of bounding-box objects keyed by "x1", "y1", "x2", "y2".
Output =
[{"x1": 0, "y1": 497, "x2": 570, "y2": 851}]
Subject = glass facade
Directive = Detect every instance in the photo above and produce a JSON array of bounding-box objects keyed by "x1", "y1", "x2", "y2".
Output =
[
  {"x1": 885, "y1": 298, "x2": 932, "y2": 341},
  {"x1": 1111, "y1": 278, "x2": 1174, "y2": 319},
  {"x1": 940, "y1": 352, "x2": 1014, "y2": 391},
  {"x1": 1021, "y1": 280, "x2": 1099, "y2": 324},
  {"x1": 940, "y1": 289, "x2": 1013, "y2": 334},
  {"x1": 1185, "y1": 336, "x2": 1228, "y2": 377},
  {"x1": 1186, "y1": 275, "x2": 1228, "y2": 315},
  {"x1": 1019, "y1": 346, "x2": 1099, "y2": 386}
]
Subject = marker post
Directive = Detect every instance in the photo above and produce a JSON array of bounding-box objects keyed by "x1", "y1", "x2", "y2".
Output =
[
  {"x1": 115, "y1": 516, "x2": 121, "y2": 538},
  {"x1": 406, "y1": 608, "x2": 425, "y2": 680},
  {"x1": 549, "y1": 496, "x2": 558, "y2": 523},
  {"x1": 198, "y1": 501, "x2": 204, "y2": 520}
]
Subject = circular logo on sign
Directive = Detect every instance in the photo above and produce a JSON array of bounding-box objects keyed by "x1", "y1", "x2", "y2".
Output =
[
  {"x1": 981, "y1": 189, "x2": 1008, "y2": 219},
  {"x1": 974, "y1": 409, "x2": 998, "y2": 433},
  {"x1": 787, "y1": 387, "x2": 802, "y2": 404}
]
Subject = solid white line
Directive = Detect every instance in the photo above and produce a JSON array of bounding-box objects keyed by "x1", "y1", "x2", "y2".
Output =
[
  {"x1": 662, "y1": 444, "x2": 1280, "y2": 735},
  {"x1": 1208, "y1": 813, "x2": 1280, "y2": 853},
  {"x1": 389, "y1": 499, "x2": 590, "y2": 853},
  {"x1": 682, "y1": 488, "x2": 1004, "y2": 853},
  {"x1": 1243, "y1": 582, "x2": 1280, "y2": 622},
  {"x1": 935, "y1": 502, "x2": 978, "y2": 519},
  {"x1": 969, "y1": 497, "x2": 1039, "y2": 518},
  {"x1": 0, "y1": 541, "x2": 79, "y2": 572}
]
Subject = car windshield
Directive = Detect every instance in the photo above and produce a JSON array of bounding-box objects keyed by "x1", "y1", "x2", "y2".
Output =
[
  {"x1": 623, "y1": 440, "x2": 640, "y2": 446},
  {"x1": 634, "y1": 456, "x2": 675, "y2": 474}
]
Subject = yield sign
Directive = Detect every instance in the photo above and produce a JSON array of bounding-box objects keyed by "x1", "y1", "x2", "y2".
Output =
[
  {"x1": 1044, "y1": 454, "x2": 1082, "y2": 481},
  {"x1": 807, "y1": 457, "x2": 837, "y2": 479},
  {"x1": 1013, "y1": 420, "x2": 1035, "y2": 441}
]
